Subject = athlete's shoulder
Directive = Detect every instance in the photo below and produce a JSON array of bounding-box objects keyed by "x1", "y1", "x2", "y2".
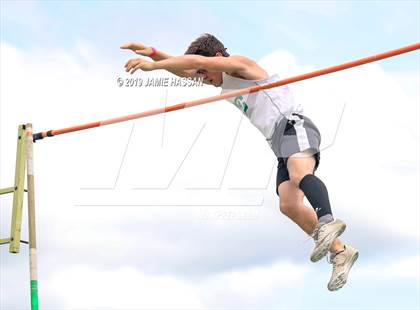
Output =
[{"x1": 229, "y1": 55, "x2": 268, "y2": 80}]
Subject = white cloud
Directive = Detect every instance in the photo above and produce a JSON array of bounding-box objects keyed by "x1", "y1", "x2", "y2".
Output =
[
  {"x1": 42, "y1": 260, "x2": 309, "y2": 309},
  {"x1": 391, "y1": 71, "x2": 420, "y2": 100},
  {"x1": 353, "y1": 256, "x2": 420, "y2": 280},
  {"x1": 200, "y1": 261, "x2": 308, "y2": 308},
  {"x1": 46, "y1": 266, "x2": 205, "y2": 309}
]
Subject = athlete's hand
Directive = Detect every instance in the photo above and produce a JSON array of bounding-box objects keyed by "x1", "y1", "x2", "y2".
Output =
[
  {"x1": 121, "y1": 42, "x2": 154, "y2": 57},
  {"x1": 125, "y1": 57, "x2": 155, "y2": 74}
]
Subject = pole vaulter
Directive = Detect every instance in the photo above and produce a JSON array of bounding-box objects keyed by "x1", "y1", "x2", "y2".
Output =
[{"x1": 32, "y1": 42, "x2": 419, "y2": 142}]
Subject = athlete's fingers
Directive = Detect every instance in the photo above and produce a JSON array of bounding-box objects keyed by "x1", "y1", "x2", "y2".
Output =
[
  {"x1": 131, "y1": 62, "x2": 144, "y2": 74},
  {"x1": 124, "y1": 59, "x2": 132, "y2": 69},
  {"x1": 126, "y1": 58, "x2": 138, "y2": 68},
  {"x1": 120, "y1": 42, "x2": 135, "y2": 50},
  {"x1": 130, "y1": 62, "x2": 140, "y2": 74},
  {"x1": 125, "y1": 60, "x2": 132, "y2": 72},
  {"x1": 125, "y1": 59, "x2": 139, "y2": 71},
  {"x1": 126, "y1": 60, "x2": 136, "y2": 72}
]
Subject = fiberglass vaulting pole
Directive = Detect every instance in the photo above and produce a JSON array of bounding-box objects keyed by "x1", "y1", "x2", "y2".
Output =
[{"x1": 32, "y1": 42, "x2": 419, "y2": 142}]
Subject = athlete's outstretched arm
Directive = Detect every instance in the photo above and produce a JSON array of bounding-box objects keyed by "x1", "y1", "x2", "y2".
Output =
[
  {"x1": 121, "y1": 42, "x2": 197, "y2": 78},
  {"x1": 124, "y1": 54, "x2": 249, "y2": 75}
]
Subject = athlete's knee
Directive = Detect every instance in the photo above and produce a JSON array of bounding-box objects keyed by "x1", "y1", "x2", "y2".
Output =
[
  {"x1": 278, "y1": 180, "x2": 304, "y2": 215},
  {"x1": 288, "y1": 171, "x2": 310, "y2": 187},
  {"x1": 279, "y1": 199, "x2": 296, "y2": 216}
]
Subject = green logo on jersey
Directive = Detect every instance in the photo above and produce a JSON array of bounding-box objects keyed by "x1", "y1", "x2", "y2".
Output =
[{"x1": 233, "y1": 96, "x2": 248, "y2": 113}]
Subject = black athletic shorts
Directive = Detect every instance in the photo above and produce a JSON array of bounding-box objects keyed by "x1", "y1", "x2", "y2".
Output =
[{"x1": 272, "y1": 114, "x2": 321, "y2": 195}]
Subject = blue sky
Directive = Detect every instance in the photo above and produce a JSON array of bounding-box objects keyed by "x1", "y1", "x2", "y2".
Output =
[
  {"x1": 2, "y1": 1, "x2": 418, "y2": 69},
  {"x1": 1, "y1": 1, "x2": 419, "y2": 309}
]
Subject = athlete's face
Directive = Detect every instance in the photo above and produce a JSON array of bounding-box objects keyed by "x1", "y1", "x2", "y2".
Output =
[
  {"x1": 196, "y1": 69, "x2": 223, "y2": 87},
  {"x1": 195, "y1": 52, "x2": 223, "y2": 87}
]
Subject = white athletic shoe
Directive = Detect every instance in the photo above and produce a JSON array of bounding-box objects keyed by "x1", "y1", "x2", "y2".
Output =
[
  {"x1": 310, "y1": 219, "x2": 346, "y2": 262},
  {"x1": 327, "y1": 244, "x2": 359, "y2": 291}
]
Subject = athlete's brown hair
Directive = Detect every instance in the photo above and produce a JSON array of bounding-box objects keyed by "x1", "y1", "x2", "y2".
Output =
[{"x1": 185, "y1": 33, "x2": 230, "y2": 57}]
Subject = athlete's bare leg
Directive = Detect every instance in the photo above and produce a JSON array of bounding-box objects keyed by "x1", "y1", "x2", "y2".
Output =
[{"x1": 278, "y1": 151, "x2": 344, "y2": 253}]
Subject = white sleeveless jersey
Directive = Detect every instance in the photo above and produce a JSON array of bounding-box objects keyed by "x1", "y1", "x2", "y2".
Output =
[{"x1": 220, "y1": 72, "x2": 303, "y2": 140}]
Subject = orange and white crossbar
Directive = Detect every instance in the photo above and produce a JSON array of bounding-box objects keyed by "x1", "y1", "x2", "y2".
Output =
[{"x1": 32, "y1": 42, "x2": 420, "y2": 142}]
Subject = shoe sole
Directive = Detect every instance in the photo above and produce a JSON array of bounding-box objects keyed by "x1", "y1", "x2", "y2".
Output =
[
  {"x1": 310, "y1": 221, "x2": 346, "y2": 262},
  {"x1": 328, "y1": 251, "x2": 359, "y2": 291}
]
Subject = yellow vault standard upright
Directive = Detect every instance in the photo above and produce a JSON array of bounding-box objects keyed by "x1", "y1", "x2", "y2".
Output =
[{"x1": 1, "y1": 124, "x2": 39, "y2": 309}]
